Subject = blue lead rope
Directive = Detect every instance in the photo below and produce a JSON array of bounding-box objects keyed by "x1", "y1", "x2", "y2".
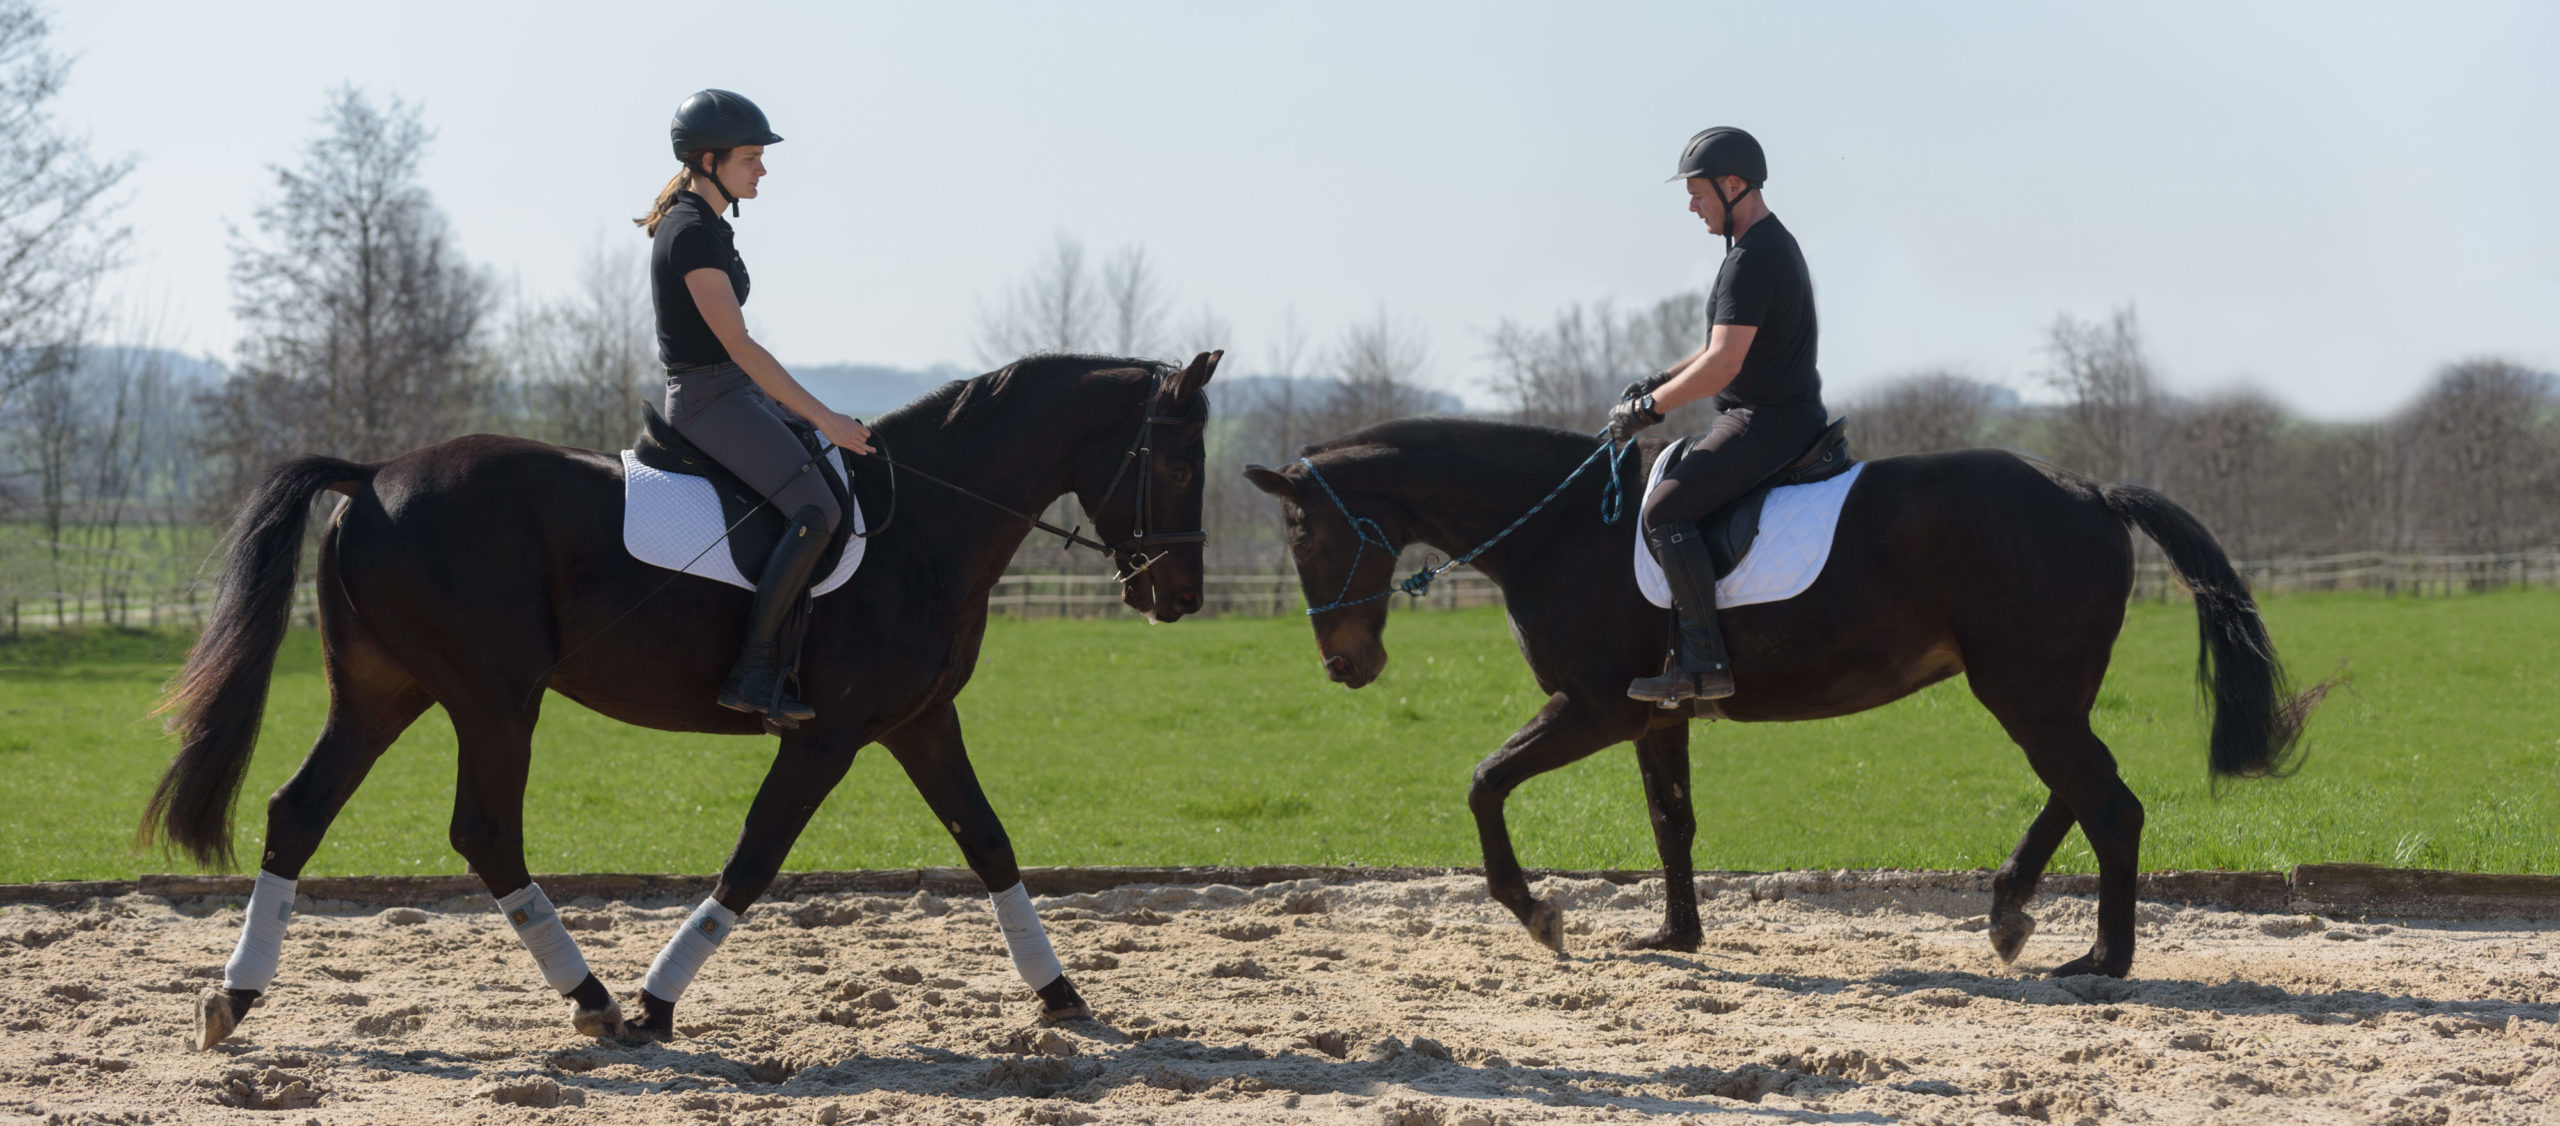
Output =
[{"x1": 1300, "y1": 428, "x2": 1631, "y2": 616}]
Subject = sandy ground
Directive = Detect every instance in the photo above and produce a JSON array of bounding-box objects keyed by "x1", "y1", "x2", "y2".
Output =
[{"x1": 0, "y1": 873, "x2": 2554, "y2": 1125}]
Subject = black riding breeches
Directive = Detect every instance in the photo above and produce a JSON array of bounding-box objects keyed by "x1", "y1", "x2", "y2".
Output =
[
  {"x1": 1640, "y1": 401, "x2": 1828, "y2": 534},
  {"x1": 665, "y1": 363, "x2": 843, "y2": 537}
]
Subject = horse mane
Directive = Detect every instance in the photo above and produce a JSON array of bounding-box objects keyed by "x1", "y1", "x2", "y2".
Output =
[
  {"x1": 1302, "y1": 416, "x2": 1603, "y2": 486},
  {"x1": 911, "y1": 353, "x2": 1177, "y2": 431}
]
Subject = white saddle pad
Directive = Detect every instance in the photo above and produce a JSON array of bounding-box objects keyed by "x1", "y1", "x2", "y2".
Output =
[
  {"x1": 619, "y1": 449, "x2": 867, "y2": 597},
  {"x1": 1636, "y1": 458, "x2": 1865, "y2": 610}
]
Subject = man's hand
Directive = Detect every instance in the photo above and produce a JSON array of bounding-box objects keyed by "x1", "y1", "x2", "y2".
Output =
[
  {"x1": 1607, "y1": 395, "x2": 1664, "y2": 443},
  {"x1": 1621, "y1": 369, "x2": 1677, "y2": 403},
  {"x1": 818, "y1": 412, "x2": 875, "y2": 455}
]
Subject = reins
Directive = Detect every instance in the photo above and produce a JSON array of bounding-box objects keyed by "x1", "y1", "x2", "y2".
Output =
[{"x1": 1298, "y1": 427, "x2": 1631, "y2": 616}]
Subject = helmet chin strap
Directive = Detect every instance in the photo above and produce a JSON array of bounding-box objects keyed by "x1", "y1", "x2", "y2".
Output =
[
  {"x1": 1713, "y1": 179, "x2": 1755, "y2": 252},
  {"x1": 695, "y1": 151, "x2": 740, "y2": 218}
]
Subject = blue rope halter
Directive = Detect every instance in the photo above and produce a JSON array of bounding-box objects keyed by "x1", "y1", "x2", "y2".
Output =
[{"x1": 1298, "y1": 428, "x2": 1631, "y2": 616}]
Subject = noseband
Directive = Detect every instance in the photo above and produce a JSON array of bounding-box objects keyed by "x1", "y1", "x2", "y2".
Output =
[{"x1": 1083, "y1": 372, "x2": 1208, "y2": 582}]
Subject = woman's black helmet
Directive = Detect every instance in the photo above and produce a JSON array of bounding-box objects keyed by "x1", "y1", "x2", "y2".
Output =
[
  {"x1": 671, "y1": 89, "x2": 782, "y2": 162},
  {"x1": 1671, "y1": 127, "x2": 1766, "y2": 250},
  {"x1": 670, "y1": 89, "x2": 781, "y2": 215}
]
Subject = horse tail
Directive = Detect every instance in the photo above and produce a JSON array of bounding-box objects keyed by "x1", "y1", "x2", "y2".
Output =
[
  {"x1": 143, "y1": 456, "x2": 378, "y2": 868},
  {"x1": 2099, "y1": 482, "x2": 2323, "y2": 781}
]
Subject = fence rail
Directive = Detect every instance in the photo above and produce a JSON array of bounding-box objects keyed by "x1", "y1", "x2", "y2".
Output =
[{"x1": 7, "y1": 548, "x2": 2559, "y2": 633}]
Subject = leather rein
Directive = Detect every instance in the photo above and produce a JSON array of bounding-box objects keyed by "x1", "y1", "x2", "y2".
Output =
[{"x1": 874, "y1": 370, "x2": 1204, "y2": 584}]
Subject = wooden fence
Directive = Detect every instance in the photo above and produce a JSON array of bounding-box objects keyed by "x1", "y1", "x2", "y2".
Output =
[{"x1": 7, "y1": 545, "x2": 2559, "y2": 633}]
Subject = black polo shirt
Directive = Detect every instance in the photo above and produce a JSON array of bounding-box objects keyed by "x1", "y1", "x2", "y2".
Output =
[
  {"x1": 1709, "y1": 215, "x2": 1821, "y2": 411},
  {"x1": 651, "y1": 191, "x2": 751, "y2": 367}
]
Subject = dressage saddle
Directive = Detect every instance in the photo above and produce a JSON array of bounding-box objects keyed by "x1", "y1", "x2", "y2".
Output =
[
  {"x1": 1661, "y1": 417, "x2": 1854, "y2": 579},
  {"x1": 629, "y1": 403, "x2": 860, "y2": 589}
]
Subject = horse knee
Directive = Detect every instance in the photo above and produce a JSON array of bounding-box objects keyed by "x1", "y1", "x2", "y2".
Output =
[{"x1": 447, "y1": 813, "x2": 519, "y2": 869}]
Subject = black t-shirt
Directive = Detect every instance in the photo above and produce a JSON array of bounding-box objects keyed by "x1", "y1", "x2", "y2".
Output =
[
  {"x1": 1708, "y1": 215, "x2": 1821, "y2": 411},
  {"x1": 651, "y1": 191, "x2": 751, "y2": 367}
]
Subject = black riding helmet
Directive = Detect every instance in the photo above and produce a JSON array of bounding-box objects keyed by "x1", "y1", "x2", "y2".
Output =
[
  {"x1": 1670, "y1": 126, "x2": 1766, "y2": 250},
  {"x1": 670, "y1": 89, "x2": 783, "y2": 217}
]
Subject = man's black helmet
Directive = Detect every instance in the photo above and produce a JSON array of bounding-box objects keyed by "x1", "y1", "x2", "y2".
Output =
[
  {"x1": 1670, "y1": 126, "x2": 1766, "y2": 186},
  {"x1": 670, "y1": 89, "x2": 783, "y2": 164}
]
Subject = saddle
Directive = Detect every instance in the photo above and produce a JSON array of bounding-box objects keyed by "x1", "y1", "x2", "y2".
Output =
[
  {"x1": 630, "y1": 403, "x2": 860, "y2": 591},
  {"x1": 1662, "y1": 417, "x2": 1853, "y2": 579}
]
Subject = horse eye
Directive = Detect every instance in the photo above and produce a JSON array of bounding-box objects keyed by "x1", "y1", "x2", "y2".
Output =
[{"x1": 1168, "y1": 464, "x2": 1194, "y2": 485}]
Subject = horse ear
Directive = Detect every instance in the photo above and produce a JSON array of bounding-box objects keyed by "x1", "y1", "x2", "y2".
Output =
[
  {"x1": 1172, "y1": 349, "x2": 1222, "y2": 398},
  {"x1": 1243, "y1": 463, "x2": 1293, "y2": 499}
]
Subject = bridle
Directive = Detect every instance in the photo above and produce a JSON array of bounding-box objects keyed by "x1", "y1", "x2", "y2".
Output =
[{"x1": 883, "y1": 369, "x2": 1205, "y2": 585}]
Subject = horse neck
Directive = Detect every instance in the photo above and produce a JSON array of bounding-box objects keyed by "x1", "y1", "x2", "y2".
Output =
[
  {"x1": 1333, "y1": 431, "x2": 1603, "y2": 584},
  {"x1": 870, "y1": 372, "x2": 1145, "y2": 584}
]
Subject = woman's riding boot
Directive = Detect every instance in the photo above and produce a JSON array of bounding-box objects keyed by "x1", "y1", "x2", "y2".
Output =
[
  {"x1": 718, "y1": 505, "x2": 829, "y2": 723},
  {"x1": 1628, "y1": 523, "x2": 1738, "y2": 705}
]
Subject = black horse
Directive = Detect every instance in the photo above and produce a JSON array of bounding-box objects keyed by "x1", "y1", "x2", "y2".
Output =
[
  {"x1": 149, "y1": 351, "x2": 1218, "y2": 1046},
  {"x1": 1246, "y1": 417, "x2": 2319, "y2": 978}
]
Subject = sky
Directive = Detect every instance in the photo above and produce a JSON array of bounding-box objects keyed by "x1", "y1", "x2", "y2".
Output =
[{"x1": 51, "y1": 1, "x2": 2560, "y2": 419}]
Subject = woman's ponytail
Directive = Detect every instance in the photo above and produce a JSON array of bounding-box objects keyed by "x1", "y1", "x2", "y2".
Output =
[{"x1": 634, "y1": 168, "x2": 689, "y2": 236}]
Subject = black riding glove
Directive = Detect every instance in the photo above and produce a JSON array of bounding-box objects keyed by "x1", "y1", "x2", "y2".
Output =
[
  {"x1": 1607, "y1": 395, "x2": 1665, "y2": 443},
  {"x1": 1620, "y1": 369, "x2": 1678, "y2": 403}
]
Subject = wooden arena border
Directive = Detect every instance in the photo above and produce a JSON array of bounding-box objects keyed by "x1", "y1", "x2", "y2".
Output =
[{"x1": 3, "y1": 864, "x2": 2558, "y2": 921}]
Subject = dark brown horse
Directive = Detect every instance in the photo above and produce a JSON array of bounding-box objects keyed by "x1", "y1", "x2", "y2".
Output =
[
  {"x1": 1247, "y1": 417, "x2": 2319, "y2": 978},
  {"x1": 149, "y1": 352, "x2": 1218, "y2": 1046}
]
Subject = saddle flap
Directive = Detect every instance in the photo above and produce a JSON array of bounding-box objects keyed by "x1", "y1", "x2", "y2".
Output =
[{"x1": 626, "y1": 401, "x2": 860, "y2": 593}]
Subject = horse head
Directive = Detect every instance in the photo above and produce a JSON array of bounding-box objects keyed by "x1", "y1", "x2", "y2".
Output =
[
  {"x1": 1084, "y1": 350, "x2": 1220, "y2": 623},
  {"x1": 1243, "y1": 456, "x2": 1406, "y2": 688}
]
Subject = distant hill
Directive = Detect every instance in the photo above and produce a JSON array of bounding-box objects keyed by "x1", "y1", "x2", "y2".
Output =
[{"x1": 790, "y1": 362, "x2": 974, "y2": 416}]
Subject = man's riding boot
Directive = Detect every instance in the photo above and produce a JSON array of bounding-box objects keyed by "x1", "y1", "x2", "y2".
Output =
[
  {"x1": 718, "y1": 505, "x2": 828, "y2": 723},
  {"x1": 1628, "y1": 523, "x2": 1738, "y2": 705}
]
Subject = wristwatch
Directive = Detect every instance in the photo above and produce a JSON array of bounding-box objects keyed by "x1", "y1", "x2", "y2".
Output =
[{"x1": 1637, "y1": 395, "x2": 1664, "y2": 422}]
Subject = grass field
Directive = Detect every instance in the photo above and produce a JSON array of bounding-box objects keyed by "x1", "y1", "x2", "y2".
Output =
[{"x1": 1, "y1": 590, "x2": 2555, "y2": 883}]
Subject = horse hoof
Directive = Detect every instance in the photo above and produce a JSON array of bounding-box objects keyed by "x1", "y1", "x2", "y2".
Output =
[
  {"x1": 1988, "y1": 911, "x2": 2037, "y2": 964},
  {"x1": 1526, "y1": 902, "x2": 1566, "y2": 955},
  {"x1": 2049, "y1": 952, "x2": 2129, "y2": 980},
  {"x1": 623, "y1": 991, "x2": 677, "y2": 1042},
  {"x1": 1622, "y1": 925, "x2": 1702, "y2": 953},
  {"x1": 572, "y1": 999, "x2": 627, "y2": 1039},
  {"x1": 196, "y1": 989, "x2": 241, "y2": 1051},
  {"x1": 1035, "y1": 975, "x2": 1092, "y2": 1025}
]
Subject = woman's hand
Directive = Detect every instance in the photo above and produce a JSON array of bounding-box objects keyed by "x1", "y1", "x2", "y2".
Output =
[{"x1": 817, "y1": 412, "x2": 874, "y2": 455}]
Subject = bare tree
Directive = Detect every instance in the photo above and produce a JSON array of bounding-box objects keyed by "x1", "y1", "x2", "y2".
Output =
[
  {"x1": 1099, "y1": 246, "x2": 1172, "y2": 356},
  {"x1": 205, "y1": 87, "x2": 491, "y2": 507},
  {"x1": 1316, "y1": 306, "x2": 1437, "y2": 435},
  {"x1": 973, "y1": 236, "x2": 1099, "y2": 364},
  {"x1": 2398, "y1": 358, "x2": 2554, "y2": 552},
  {"x1": 1489, "y1": 302, "x2": 1636, "y2": 431},
  {"x1": 1846, "y1": 370, "x2": 2004, "y2": 458},
  {"x1": 0, "y1": 1, "x2": 131, "y2": 410},
  {"x1": 501, "y1": 238, "x2": 653, "y2": 451},
  {"x1": 2039, "y1": 305, "x2": 2162, "y2": 482}
]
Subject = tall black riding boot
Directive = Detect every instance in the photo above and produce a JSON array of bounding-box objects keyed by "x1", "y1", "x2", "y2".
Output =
[
  {"x1": 1628, "y1": 523, "x2": 1737, "y2": 705},
  {"x1": 718, "y1": 505, "x2": 829, "y2": 724}
]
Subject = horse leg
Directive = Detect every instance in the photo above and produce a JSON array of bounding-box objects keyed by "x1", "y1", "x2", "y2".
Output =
[
  {"x1": 1467, "y1": 694, "x2": 1626, "y2": 955},
  {"x1": 1624, "y1": 722, "x2": 1702, "y2": 952},
  {"x1": 199, "y1": 617, "x2": 431, "y2": 1050},
  {"x1": 1974, "y1": 677, "x2": 2146, "y2": 978},
  {"x1": 443, "y1": 701, "x2": 624, "y2": 1037},
  {"x1": 880, "y1": 702, "x2": 1088, "y2": 1022},
  {"x1": 629, "y1": 723, "x2": 868, "y2": 1040},
  {"x1": 1986, "y1": 796, "x2": 2075, "y2": 964}
]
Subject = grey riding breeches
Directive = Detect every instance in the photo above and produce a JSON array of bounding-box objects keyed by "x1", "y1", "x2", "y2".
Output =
[{"x1": 664, "y1": 362, "x2": 843, "y2": 538}]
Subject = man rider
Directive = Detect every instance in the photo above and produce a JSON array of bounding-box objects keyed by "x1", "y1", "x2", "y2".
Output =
[{"x1": 1608, "y1": 126, "x2": 1831, "y2": 705}]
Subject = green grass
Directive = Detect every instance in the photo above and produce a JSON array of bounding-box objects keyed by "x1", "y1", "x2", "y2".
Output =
[{"x1": 2, "y1": 590, "x2": 2555, "y2": 882}]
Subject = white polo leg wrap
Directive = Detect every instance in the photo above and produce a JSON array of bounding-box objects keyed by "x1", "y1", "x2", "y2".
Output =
[
  {"x1": 990, "y1": 882, "x2": 1064, "y2": 989},
  {"x1": 641, "y1": 898, "x2": 738, "y2": 1004},
  {"x1": 222, "y1": 870, "x2": 297, "y2": 993},
  {"x1": 496, "y1": 882, "x2": 592, "y2": 996}
]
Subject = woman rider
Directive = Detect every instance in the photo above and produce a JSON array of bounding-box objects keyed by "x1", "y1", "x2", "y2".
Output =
[
  {"x1": 1608, "y1": 126, "x2": 1831, "y2": 706},
  {"x1": 636, "y1": 89, "x2": 873, "y2": 724}
]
